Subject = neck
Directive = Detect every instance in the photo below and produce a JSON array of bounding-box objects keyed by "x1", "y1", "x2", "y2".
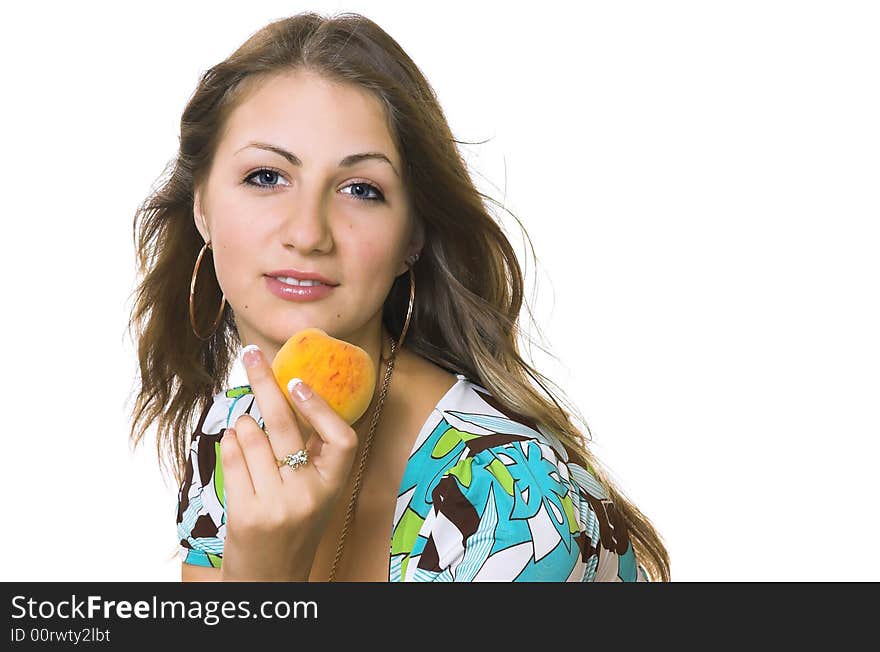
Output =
[{"x1": 351, "y1": 326, "x2": 397, "y2": 439}]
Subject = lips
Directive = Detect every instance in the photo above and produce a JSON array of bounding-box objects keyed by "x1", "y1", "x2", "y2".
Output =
[
  {"x1": 264, "y1": 275, "x2": 335, "y2": 302},
  {"x1": 265, "y1": 269, "x2": 339, "y2": 286},
  {"x1": 273, "y1": 276, "x2": 328, "y2": 287}
]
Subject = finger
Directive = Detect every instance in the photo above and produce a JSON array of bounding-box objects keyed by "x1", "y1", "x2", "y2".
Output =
[
  {"x1": 285, "y1": 377, "x2": 359, "y2": 483},
  {"x1": 240, "y1": 344, "x2": 307, "y2": 469},
  {"x1": 219, "y1": 428, "x2": 255, "y2": 514},
  {"x1": 232, "y1": 414, "x2": 283, "y2": 496}
]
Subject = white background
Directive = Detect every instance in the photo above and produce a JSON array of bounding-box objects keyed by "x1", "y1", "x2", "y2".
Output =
[{"x1": 1, "y1": 1, "x2": 877, "y2": 581}]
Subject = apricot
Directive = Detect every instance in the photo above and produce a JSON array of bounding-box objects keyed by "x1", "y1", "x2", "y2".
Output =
[{"x1": 270, "y1": 327, "x2": 377, "y2": 425}]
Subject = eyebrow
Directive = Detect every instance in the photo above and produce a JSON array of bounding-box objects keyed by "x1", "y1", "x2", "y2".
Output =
[{"x1": 235, "y1": 141, "x2": 399, "y2": 178}]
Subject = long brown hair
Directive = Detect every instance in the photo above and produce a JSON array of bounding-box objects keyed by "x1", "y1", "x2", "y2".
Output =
[{"x1": 128, "y1": 11, "x2": 670, "y2": 581}]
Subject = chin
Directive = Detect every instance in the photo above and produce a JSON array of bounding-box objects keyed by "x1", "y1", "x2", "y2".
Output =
[{"x1": 276, "y1": 320, "x2": 337, "y2": 340}]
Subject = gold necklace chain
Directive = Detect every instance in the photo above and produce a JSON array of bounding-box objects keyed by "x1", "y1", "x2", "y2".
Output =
[{"x1": 327, "y1": 334, "x2": 397, "y2": 582}]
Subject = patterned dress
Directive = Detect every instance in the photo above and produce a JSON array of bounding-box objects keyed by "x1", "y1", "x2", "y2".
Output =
[{"x1": 176, "y1": 374, "x2": 649, "y2": 582}]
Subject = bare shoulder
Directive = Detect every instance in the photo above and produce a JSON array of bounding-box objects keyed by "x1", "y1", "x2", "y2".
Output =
[{"x1": 181, "y1": 563, "x2": 222, "y2": 582}]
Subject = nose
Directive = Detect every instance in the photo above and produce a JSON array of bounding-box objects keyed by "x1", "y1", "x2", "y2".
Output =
[{"x1": 279, "y1": 185, "x2": 334, "y2": 254}]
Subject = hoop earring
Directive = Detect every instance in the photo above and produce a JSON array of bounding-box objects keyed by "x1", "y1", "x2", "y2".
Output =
[
  {"x1": 189, "y1": 240, "x2": 227, "y2": 341},
  {"x1": 396, "y1": 252, "x2": 419, "y2": 351}
]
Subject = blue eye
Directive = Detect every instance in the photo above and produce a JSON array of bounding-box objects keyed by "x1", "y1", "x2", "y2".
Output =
[
  {"x1": 243, "y1": 168, "x2": 385, "y2": 204},
  {"x1": 340, "y1": 181, "x2": 385, "y2": 202},
  {"x1": 244, "y1": 168, "x2": 288, "y2": 189}
]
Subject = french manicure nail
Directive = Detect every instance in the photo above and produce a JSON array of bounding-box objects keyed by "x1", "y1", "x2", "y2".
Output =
[
  {"x1": 288, "y1": 377, "x2": 312, "y2": 401},
  {"x1": 241, "y1": 344, "x2": 261, "y2": 368}
]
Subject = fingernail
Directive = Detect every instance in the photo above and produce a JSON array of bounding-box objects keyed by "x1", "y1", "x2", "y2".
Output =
[
  {"x1": 241, "y1": 344, "x2": 261, "y2": 368},
  {"x1": 288, "y1": 377, "x2": 312, "y2": 401}
]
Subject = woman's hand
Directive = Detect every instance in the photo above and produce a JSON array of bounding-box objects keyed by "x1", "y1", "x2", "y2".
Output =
[{"x1": 218, "y1": 344, "x2": 360, "y2": 582}]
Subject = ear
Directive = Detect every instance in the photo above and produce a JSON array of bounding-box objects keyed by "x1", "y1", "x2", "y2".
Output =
[
  {"x1": 399, "y1": 217, "x2": 425, "y2": 276},
  {"x1": 411, "y1": 218, "x2": 425, "y2": 254},
  {"x1": 193, "y1": 187, "x2": 209, "y2": 243}
]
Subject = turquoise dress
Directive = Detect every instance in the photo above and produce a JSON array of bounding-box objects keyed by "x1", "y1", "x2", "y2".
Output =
[{"x1": 176, "y1": 374, "x2": 648, "y2": 582}]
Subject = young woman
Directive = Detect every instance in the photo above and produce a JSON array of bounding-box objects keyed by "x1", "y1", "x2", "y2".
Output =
[{"x1": 129, "y1": 11, "x2": 670, "y2": 582}]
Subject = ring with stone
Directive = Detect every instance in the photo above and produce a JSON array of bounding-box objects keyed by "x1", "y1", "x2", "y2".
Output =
[{"x1": 277, "y1": 449, "x2": 309, "y2": 470}]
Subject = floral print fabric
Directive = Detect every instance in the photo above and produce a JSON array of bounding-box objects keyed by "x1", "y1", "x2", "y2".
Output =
[{"x1": 176, "y1": 375, "x2": 648, "y2": 582}]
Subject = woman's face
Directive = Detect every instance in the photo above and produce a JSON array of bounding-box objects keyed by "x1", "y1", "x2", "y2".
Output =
[{"x1": 193, "y1": 69, "x2": 422, "y2": 359}]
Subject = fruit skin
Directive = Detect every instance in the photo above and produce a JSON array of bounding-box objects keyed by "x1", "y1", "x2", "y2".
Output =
[{"x1": 270, "y1": 327, "x2": 377, "y2": 426}]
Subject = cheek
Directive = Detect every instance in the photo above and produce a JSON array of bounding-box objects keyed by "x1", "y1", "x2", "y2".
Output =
[
  {"x1": 347, "y1": 235, "x2": 398, "y2": 280},
  {"x1": 210, "y1": 222, "x2": 263, "y2": 296},
  {"x1": 348, "y1": 214, "x2": 408, "y2": 260}
]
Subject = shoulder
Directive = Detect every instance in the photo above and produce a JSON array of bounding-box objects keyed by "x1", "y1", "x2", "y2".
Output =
[
  {"x1": 409, "y1": 375, "x2": 575, "y2": 473},
  {"x1": 394, "y1": 378, "x2": 644, "y2": 582},
  {"x1": 392, "y1": 377, "x2": 576, "y2": 581},
  {"x1": 177, "y1": 385, "x2": 259, "y2": 569}
]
